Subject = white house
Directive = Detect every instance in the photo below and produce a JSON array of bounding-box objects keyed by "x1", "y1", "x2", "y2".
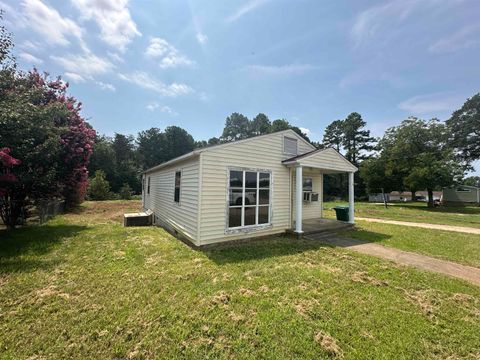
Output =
[{"x1": 142, "y1": 129, "x2": 358, "y2": 246}]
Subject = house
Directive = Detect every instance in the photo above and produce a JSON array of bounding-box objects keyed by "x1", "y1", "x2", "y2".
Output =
[
  {"x1": 142, "y1": 129, "x2": 358, "y2": 246},
  {"x1": 369, "y1": 190, "x2": 442, "y2": 203},
  {"x1": 443, "y1": 185, "x2": 480, "y2": 206},
  {"x1": 368, "y1": 193, "x2": 390, "y2": 203}
]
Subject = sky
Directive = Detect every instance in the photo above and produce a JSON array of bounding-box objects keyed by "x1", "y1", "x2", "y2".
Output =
[{"x1": 2, "y1": 0, "x2": 480, "y2": 173}]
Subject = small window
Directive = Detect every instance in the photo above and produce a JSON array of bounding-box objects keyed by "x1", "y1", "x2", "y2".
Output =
[
  {"x1": 174, "y1": 171, "x2": 181, "y2": 203},
  {"x1": 147, "y1": 177, "x2": 151, "y2": 195},
  {"x1": 303, "y1": 177, "x2": 313, "y2": 192},
  {"x1": 456, "y1": 188, "x2": 471, "y2": 192},
  {"x1": 284, "y1": 137, "x2": 298, "y2": 155}
]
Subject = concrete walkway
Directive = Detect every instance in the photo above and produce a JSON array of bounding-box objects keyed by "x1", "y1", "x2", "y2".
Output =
[
  {"x1": 305, "y1": 233, "x2": 480, "y2": 286},
  {"x1": 356, "y1": 217, "x2": 480, "y2": 235}
]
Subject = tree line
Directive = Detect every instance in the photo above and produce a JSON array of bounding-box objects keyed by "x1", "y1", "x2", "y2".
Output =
[{"x1": 87, "y1": 113, "x2": 313, "y2": 200}]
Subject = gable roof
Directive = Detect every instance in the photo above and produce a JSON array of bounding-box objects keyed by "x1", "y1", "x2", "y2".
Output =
[
  {"x1": 282, "y1": 147, "x2": 358, "y2": 172},
  {"x1": 144, "y1": 129, "x2": 315, "y2": 174}
]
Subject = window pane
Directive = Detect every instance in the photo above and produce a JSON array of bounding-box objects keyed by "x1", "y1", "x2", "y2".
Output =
[
  {"x1": 229, "y1": 189, "x2": 243, "y2": 206},
  {"x1": 244, "y1": 206, "x2": 256, "y2": 226},
  {"x1": 258, "y1": 206, "x2": 269, "y2": 224},
  {"x1": 174, "y1": 188, "x2": 180, "y2": 202},
  {"x1": 245, "y1": 172, "x2": 257, "y2": 188},
  {"x1": 303, "y1": 178, "x2": 312, "y2": 191},
  {"x1": 229, "y1": 207, "x2": 242, "y2": 228},
  {"x1": 230, "y1": 170, "x2": 243, "y2": 188},
  {"x1": 259, "y1": 190, "x2": 269, "y2": 205},
  {"x1": 259, "y1": 173, "x2": 270, "y2": 188},
  {"x1": 244, "y1": 189, "x2": 257, "y2": 205},
  {"x1": 175, "y1": 171, "x2": 181, "y2": 187}
]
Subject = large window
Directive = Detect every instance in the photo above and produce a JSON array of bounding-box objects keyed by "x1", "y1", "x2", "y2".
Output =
[
  {"x1": 174, "y1": 171, "x2": 181, "y2": 203},
  {"x1": 228, "y1": 169, "x2": 271, "y2": 229}
]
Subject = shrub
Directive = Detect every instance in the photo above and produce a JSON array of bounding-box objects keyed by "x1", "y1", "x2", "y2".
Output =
[
  {"x1": 119, "y1": 183, "x2": 132, "y2": 200},
  {"x1": 88, "y1": 170, "x2": 111, "y2": 200}
]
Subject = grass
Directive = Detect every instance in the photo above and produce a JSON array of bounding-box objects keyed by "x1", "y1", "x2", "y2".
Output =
[
  {"x1": 341, "y1": 220, "x2": 480, "y2": 267},
  {"x1": 0, "y1": 200, "x2": 479, "y2": 359},
  {"x1": 324, "y1": 201, "x2": 480, "y2": 229}
]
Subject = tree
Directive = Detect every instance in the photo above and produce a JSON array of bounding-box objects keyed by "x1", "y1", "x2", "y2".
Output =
[
  {"x1": 119, "y1": 183, "x2": 132, "y2": 200},
  {"x1": 342, "y1": 112, "x2": 376, "y2": 165},
  {"x1": 464, "y1": 176, "x2": 480, "y2": 187},
  {"x1": 0, "y1": 148, "x2": 21, "y2": 228},
  {"x1": 208, "y1": 137, "x2": 220, "y2": 146},
  {"x1": 137, "y1": 128, "x2": 165, "y2": 169},
  {"x1": 112, "y1": 133, "x2": 140, "y2": 193},
  {"x1": 446, "y1": 93, "x2": 480, "y2": 164},
  {"x1": 221, "y1": 113, "x2": 250, "y2": 141},
  {"x1": 367, "y1": 118, "x2": 464, "y2": 207},
  {"x1": 163, "y1": 126, "x2": 195, "y2": 160},
  {"x1": 270, "y1": 119, "x2": 291, "y2": 132},
  {"x1": 88, "y1": 170, "x2": 111, "y2": 200},
  {"x1": 322, "y1": 120, "x2": 344, "y2": 152},
  {"x1": 88, "y1": 136, "x2": 116, "y2": 185},
  {"x1": 250, "y1": 113, "x2": 271, "y2": 135}
]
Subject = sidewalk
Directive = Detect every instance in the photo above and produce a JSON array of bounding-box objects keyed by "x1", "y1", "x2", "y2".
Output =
[
  {"x1": 356, "y1": 217, "x2": 480, "y2": 235},
  {"x1": 305, "y1": 233, "x2": 480, "y2": 286}
]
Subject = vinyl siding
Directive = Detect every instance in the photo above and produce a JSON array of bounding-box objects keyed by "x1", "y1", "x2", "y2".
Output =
[
  {"x1": 292, "y1": 170, "x2": 323, "y2": 221},
  {"x1": 198, "y1": 132, "x2": 315, "y2": 245},
  {"x1": 299, "y1": 148, "x2": 357, "y2": 172},
  {"x1": 443, "y1": 187, "x2": 480, "y2": 203},
  {"x1": 143, "y1": 156, "x2": 199, "y2": 244}
]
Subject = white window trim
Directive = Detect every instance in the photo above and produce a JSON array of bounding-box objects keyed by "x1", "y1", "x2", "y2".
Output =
[
  {"x1": 283, "y1": 136, "x2": 298, "y2": 155},
  {"x1": 174, "y1": 169, "x2": 182, "y2": 205},
  {"x1": 225, "y1": 167, "x2": 273, "y2": 234}
]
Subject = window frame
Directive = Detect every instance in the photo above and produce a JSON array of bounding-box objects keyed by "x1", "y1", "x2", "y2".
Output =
[
  {"x1": 226, "y1": 167, "x2": 272, "y2": 233},
  {"x1": 174, "y1": 170, "x2": 182, "y2": 204},
  {"x1": 283, "y1": 136, "x2": 298, "y2": 155},
  {"x1": 147, "y1": 176, "x2": 151, "y2": 195}
]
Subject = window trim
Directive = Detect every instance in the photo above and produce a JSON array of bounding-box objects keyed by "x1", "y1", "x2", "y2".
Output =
[
  {"x1": 226, "y1": 167, "x2": 273, "y2": 234},
  {"x1": 174, "y1": 170, "x2": 182, "y2": 204},
  {"x1": 283, "y1": 136, "x2": 298, "y2": 155}
]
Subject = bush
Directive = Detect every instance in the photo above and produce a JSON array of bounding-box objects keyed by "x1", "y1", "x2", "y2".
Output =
[
  {"x1": 88, "y1": 170, "x2": 111, "y2": 200},
  {"x1": 119, "y1": 183, "x2": 132, "y2": 200}
]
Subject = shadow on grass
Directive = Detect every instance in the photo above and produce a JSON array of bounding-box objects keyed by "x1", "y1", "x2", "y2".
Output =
[
  {"x1": 203, "y1": 236, "x2": 333, "y2": 265},
  {"x1": 0, "y1": 224, "x2": 87, "y2": 273},
  {"x1": 340, "y1": 228, "x2": 392, "y2": 244}
]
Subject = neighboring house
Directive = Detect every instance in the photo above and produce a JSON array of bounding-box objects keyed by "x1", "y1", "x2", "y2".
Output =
[
  {"x1": 369, "y1": 191, "x2": 441, "y2": 203},
  {"x1": 142, "y1": 129, "x2": 358, "y2": 246},
  {"x1": 368, "y1": 193, "x2": 390, "y2": 202},
  {"x1": 443, "y1": 185, "x2": 480, "y2": 206}
]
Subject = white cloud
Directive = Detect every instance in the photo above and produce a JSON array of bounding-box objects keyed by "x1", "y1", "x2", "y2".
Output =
[
  {"x1": 71, "y1": 0, "x2": 141, "y2": 52},
  {"x1": 398, "y1": 92, "x2": 466, "y2": 114},
  {"x1": 226, "y1": 0, "x2": 269, "y2": 22},
  {"x1": 64, "y1": 72, "x2": 85, "y2": 83},
  {"x1": 146, "y1": 102, "x2": 178, "y2": 115},
  {"x1": 18, "y1": 52, "x2": 43, "y2": 64},
  {"x1": 51, "y1": 52, "x2": 114, "y2": 79},
  {"x1": 22, "y1": 0, "x2": 83, "y2": 46},
  {"x1": 429, "y1": 24, "x2": 480, "y2": 54},
  {"x1": 107, "y1": 52, "x2": 124, "y2": 63},
  {"x1": 20, "y1": 40, "x2": 41, "y2": 51},
  {"x1": 196, "y1": 32, "x2": 208, "y2": 44},
  {"x1": 299, "y1": 127, "x2": 311, "y2": 136},
  {"x1": 96, "y1": 81, "x2": 116, "y2": 92},
  {"x1": 244, "y1": 64, "x2": 319, "y2": 76},
  {"x1": 119, "y1": 71, "x2": 192, "y2": 97},
  {"x1": 145, "y1": 37, "x2": 194, "y2": 69}
]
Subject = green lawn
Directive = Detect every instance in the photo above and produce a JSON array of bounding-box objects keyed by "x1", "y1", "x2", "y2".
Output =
[
  {"x1": 342, "y1": 220, "x2": 480, "y2": 267},
  {"x1": 1, "y1": 201, "x2": 479, "y2": 359},
  {"x1": 324, "y1": 201, "x2": 480, "y2": 229}
]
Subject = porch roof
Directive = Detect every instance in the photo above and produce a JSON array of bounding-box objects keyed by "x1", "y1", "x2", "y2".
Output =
[{"x1": 282, "y1": 148, "x2": 358, "y2": 173}]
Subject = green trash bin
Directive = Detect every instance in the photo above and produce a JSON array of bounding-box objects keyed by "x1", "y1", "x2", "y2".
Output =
[{"x1": 333, "y1": 206, "x2": 349, "y2": 222}]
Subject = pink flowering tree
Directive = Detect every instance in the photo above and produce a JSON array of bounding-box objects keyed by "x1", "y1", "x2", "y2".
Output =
[
  {"x1": 0, "y1": 148, "x2": 21, "y2": 228},
  {"x1": 0, "y1": 20, "x2": 96, "y2": 228}
]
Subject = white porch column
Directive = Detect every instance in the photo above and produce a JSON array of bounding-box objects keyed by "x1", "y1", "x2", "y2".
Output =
[
  {"x1": 295, "y1": 165, "x2": 303, "y2": 234},
  {"x1": 319, "y1": 172, "x2": 324, "y2": 218},
  {"x1": 348, "y1": 172, "x2": 355, "y2": 224}
]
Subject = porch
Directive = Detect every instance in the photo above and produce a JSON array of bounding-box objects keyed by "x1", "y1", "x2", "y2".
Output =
[{"x1": 282, "y1": 148, "x2": 358, "y2": 236}]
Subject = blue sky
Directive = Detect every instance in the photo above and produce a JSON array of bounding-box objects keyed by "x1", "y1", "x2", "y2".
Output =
[{"x1": 2, "y1": 0, "x2": 480, "y2": 172}]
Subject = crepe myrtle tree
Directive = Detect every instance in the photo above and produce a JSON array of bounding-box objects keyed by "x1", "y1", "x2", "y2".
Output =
[{"x1": 0, "y1": 148, "x2": 22, "y2": 228}]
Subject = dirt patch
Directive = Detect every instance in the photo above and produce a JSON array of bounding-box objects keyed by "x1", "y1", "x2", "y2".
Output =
[
  {"x1": 351, "y1": 272, "x2": 389, "y2": 286},
  {"x1": 238, "y1": 288, "x2": 255, "y2": 297},
  {"x1": 293, "y1": 299, "x2": 319, "y2": 318},
  {"x1": 403, "y1": 289, "x2": 439, "y2": 318},
  {"x1": 212, "y1": 291, "x2": 230, "y2": 305},
  {"x1": 64, "y1": 200, "x2": 142, "y2": 224},
  {"x1": 314, "y1": 331, "x2": 343, "y2": 356}
]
